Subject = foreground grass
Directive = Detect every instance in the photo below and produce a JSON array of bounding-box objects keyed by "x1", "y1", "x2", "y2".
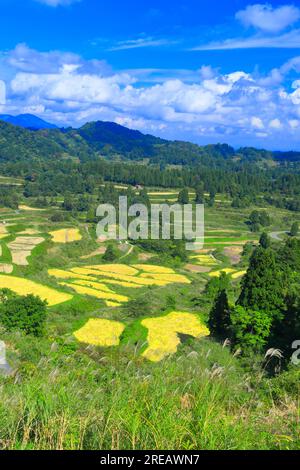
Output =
[{"x1": 0, "y1": 335, "x2": 299, "y2": 450}]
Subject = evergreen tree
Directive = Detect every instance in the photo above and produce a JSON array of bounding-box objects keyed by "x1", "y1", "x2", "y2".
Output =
[
  {"x1": 208, "y1": 289, "x2": 231, "y2": 339},
  {"x1": 103, "y1": 244, "x2": 118, "y2": 262},
  {"x1": 195, "y1": 183, "x2": 204, "y2": 204},
  {"x1": 259, "y1": 232, "x2": 271, "y2": 249},
  {"x1": 237, "y1": 247, "x2": 285, "y2": 321},
  {"x1": 62, "y1": 193, "x2": 74, "y2": 211},
  {"x1": 290, "y1": 222, "x2": 299, "y2": 237},
  {"x1": 178, "y1": 188, "x2": 189, "y2": 204}
]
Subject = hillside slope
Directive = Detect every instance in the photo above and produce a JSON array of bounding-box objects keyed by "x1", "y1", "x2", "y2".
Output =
[{"x1": 0, "y1": 117, "x2": 296, "y2": 166}]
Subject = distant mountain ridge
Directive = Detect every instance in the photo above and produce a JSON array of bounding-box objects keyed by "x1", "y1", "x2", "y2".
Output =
[
  {"x1": 0, "y1": 114, "x2": 58, "y2": 130},
  {"x1": 0, "y1": 116, "x2": 299, "y2": 166}
]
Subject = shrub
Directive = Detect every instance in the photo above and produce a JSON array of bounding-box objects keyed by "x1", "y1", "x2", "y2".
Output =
[{"x1": 0, "y1": 289, "x2": 47, "y2": 337}]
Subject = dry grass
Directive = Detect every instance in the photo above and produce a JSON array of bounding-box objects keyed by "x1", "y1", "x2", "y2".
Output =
[
  {"x1": 80, "y1": 247, "x2": 106, "y2": 259},
  {"x1": 184, "y1": 264, "x2": 212, "y2": 273},
  {"x1": 137, "y1": 253, "x2": 155, "y2": 261},
  {"x1": 8, "y1": 236, "x2": 44, "y2": 266},
  {"x1": 0, "y1": 263, "x2": 13, "y2": 274},
  {"x1": 223, "y1": 246, "x2": 243, "y2": 265}
]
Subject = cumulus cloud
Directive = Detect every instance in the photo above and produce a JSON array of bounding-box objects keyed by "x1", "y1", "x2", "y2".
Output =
[
  {"x1": 6, "y1": 43, "x2": 111, "y2": 75},
  {"x1": 2, "y1": 44, "x2": 300, "y2": 148},
  {"x1": 236, "y1": 4, "x2": 300, "y2": 33},
  {"x1": 35, "y1": 0, "x2": 81, "y2": 6},
  {"x1": 193, "y1": 4, "x2": 300, "y2": 50},
  {"x1": 0, "y1": 80, "x2": 6, "y2": 106}
]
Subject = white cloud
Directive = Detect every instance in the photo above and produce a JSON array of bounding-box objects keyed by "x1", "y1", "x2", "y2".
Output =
[
  {"x1": 192, "y1": 29, "x2": 300, "y2": 50},
  {"x1": 269, "y1": 118, "x2": 282, "y2": 129},
  {"x1": 35, "y1": 0, "x2": 81, "y2": 6},
  {"x1": 193, "y1": 4, "x2": 300, "y2": 50},
  {"x1": 0, "y1": 80, "x2": 6, "y2": 106},
  {"x1": 236, "y1": 4, "x2": 300, "y2": 33},
  {"x1": 109, "y1": 37, "x2": 176, "y2": 51},
  {"x1": 3, "y1": 45, "x2": 300, "y2": 148},
  {"x1": 6, "y1": 43, "x2": 111, "y2": 75},
  {"x1": 289, "y1": 119, "x2": 299, "y2": 128},
  {"x1": 251, "y1": 117, "x2": 264, "y2": 129}
]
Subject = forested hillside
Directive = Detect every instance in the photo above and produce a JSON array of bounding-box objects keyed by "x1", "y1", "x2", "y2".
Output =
[{"x1": 0, "y1": 118, "x2": 296, "y2": 165}]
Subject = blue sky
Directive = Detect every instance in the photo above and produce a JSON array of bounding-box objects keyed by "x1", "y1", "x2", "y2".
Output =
[{"x1": 1, "y1": 0, "x2": 300, "y2": 149}]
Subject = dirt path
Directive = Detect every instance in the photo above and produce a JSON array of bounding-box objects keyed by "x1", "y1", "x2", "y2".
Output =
[
  {"x1": 119, "y1": 243, "x2": 134, "y2": 260},
  {"x1": 270, "y1": 231, "x2": 288, "y2": 241}
]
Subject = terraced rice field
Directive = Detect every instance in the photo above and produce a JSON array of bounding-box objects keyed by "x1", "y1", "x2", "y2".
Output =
[
  {"x1": 0, "y1": 224, "x2": 8, "y2": 240},
  {"x1": 74, "y1": 319, "x2": 125, "y2": 346},
  {"x1": 141, "y1": 311, "x2": 210, "y2": 362},
  {"x1": 19, "y1": 205, "x2": 44, "y2": 211},
  {"x1": 48, "y1": 263, "x2": 191, "y2": 303},
  {"x1": 105, "y1": 301, "x2": 122, "y2": 308},
  {"x1": 140, "y1": 273, "x2": 191, "y2": 284},
  {"x1": 231, "y1": 270, "x2": 247, "y2": 279},
  {"x1": 50, "y1": 228, "x2": 82, "y2": 243},
  {"x1": 59, "y1": 282, "x2": 129, "y2": 303},
  {"x1": 132, "y1": 264, "x2": 175, "y2": 274},
  {"x1": 0, "y1": 274, "x2": 72, "y2": 306},
  {"x1": 8, "y1": 236, "x2": 44, "y2": 265},
  {"x1": 84, "y1": 264, "x2": 138, "y2": 276},
  {"x1": 209, "y1": 268, "x2": 246, "y2": 279},
  {"x1": 190, "y1": 254, "x2": 219, "y2": 266}
]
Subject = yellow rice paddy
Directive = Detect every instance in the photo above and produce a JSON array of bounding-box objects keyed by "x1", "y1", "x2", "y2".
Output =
[
  {"x1": 59, "y1": 282, "x2": 128, "y2": 303},
  {"x1": 70, "y1": 268, "x2": 170, "y2": 286},
  {"x1": 74, "y1": 319, "x2": 125, "y2": 346},
  {"x1": 140, "y1": 273, "x2": 191, "y2": 284},
  {"x1": 209, "y1": 268, "x2": 236, "y2": 278},
  {"x1": 101, "y1": 279, "x2": 142, "y2": 289},
  {"x1": 133, "y1": 264, "x2": 175, "y2": 274},
  {"x1": 190, "y1": 254, "x2": 218, "y2": 266},
  {"x1": 0, "y1": 224, "x2": 8, "y2": 239},
  {"x1": 50, "y1": 228, "x2": 82, "y2": 244},
  {"x1": 0, "y1": 275, "x2": 72, "y2": 306},
  {"x1": 48, "y1": 263, "x2": 191, "y2": 300},
  {"x1": 84, "y1": 264, "x2": 138, "y2": 276},
  {"x1": 142, "y1": 311, "x2": 210, "y2": 362},
  {"x1": 70, "y1": 279, "x2": 113, "y2": 292},
  {"x1": 231, "y1": 270, "x2": 247, "y2": 279},
  {"x1": 48, "y1": 269, "x2": 99, "y2": 282},
  {"x1": 105, "y1": 301, "x2": 122, "y2": 307}
]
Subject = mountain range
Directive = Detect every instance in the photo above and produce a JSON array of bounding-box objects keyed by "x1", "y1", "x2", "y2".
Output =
[
  {"x1": 0, "y1": 114, "x2": 58, "y2": 130},
  {"x1": 0, "y1": 114, "x2": 299, "y2": 166}
]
